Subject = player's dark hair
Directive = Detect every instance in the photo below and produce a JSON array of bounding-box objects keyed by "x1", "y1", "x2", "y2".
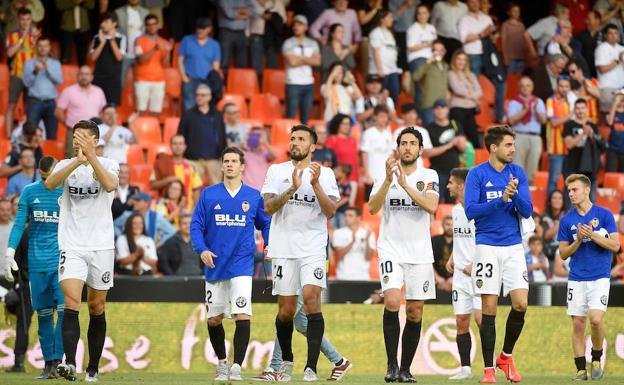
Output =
[
  {"x1": 528, "y1": 235, "x2": 543, "y2": 245},
  {"x1": 73, "y1": 120, "x2": 100, "y2": 139},
  {"x1": 291, "y1": 124, "x2": 318, "y2": 144},
  {"x1": 373, "y1": 104, "x2": 390, "y2": 116},
  {"x1": 101, "y1": 11, "x2": 118, "y2": 24},
  {"x1": 345, "y1": 206, "x2": 361, "y2": 217},
  {"x1": 603, "y1": 23, "x2": 619, "y2": 35},
  {"x1": 442, "y1": 215, "x2": 452, "y2": 223},
  {"x1": 484, "y1": 125, "x2": 515, "y2": 153},
  {"x1": 328, "y1": 113, "x2": 350, "y2": 135},
  {"x1": 396, "y1": 127, "x2": 424, "y2": 148},
  {"x1": 565, "y1": 173, "x2": 592, "y2": 188},
  {"x1": 574, "y1": 98, "x2": 587, "y2": 106},
  {"x1": 17, "y1": 8, "x2": 31, "y2": 16},
  {"x1": 123, "y1": 213, "x2": 146, "y2": 254},
  {"x1": 450, "y1": 168, "x2": 469, "y2": 183},
  {"x1": 221, "y1": 146, "x2": 245, "y2": 164},
  {"x1": 144, "y1": 13, "x2": 158, "y2": 24},
  {"x1": 39, "y1": 156, "x2": 56, "y2": 173}
]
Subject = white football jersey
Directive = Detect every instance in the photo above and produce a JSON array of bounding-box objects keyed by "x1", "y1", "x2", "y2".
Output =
[
  {"x1": 372, "y1": 167, "x2": 439, "y2": 264},
  {"x1": 451, "y1": 203, "x2": 476, "y2": 270},
  {"x1": 332, "y1": 227, "x2": 376, "y2": 280},
  {"x1": 261, "y1": 161, "x2": 340, "y2": 259},
  {"x1": 55, "y1": 157, "x2": 120, "y2": 251}
]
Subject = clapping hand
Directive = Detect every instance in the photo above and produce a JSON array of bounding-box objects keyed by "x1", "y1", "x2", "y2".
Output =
[
  {"x1": 309, "y1": 162, "x2": 321, "y2": 186},
  {"x1": 503, "y1": 174, "x2": 518, "y2": 202}
]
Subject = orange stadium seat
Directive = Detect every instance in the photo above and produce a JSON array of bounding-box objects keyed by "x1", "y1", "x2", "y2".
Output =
[
  {"x1": 603, "y1": 172, "x2": 624, "y2": 190},
  {"x1": 227, "y1": 68, "x2": 259, "y2": 99},
  {"x1": 41, "y1": 140, "x2": 64, "y2": 160},
  {"x1": 262, "y1": 69, "x2": 286, "y2": 100},
  {"x1": 126, "y1": 145, "x2": 145, "y2": 165},
  {"x1": 217, "y1": 93, "x2": 247, "y2": 117},
  {"x1": 505, "y1": 73, "x2": 521, "y2": 100},
  {"x1": 58, "y1": 64, "x2": 79, "y2": 93},
  {"x1": 57, "y1": 122, "x2": 67, "y2": 144},
  {"x1": 533, "y1": 171, "x2": 548, "y2": 189},
  {"x1": 476, "y1": 99, "x2": 495, "y2": 132},
  {"x1": 474, "y1": 148, "x2": 489, "y2": 165},
  {"x1": 163, "y1": 117, "x2": 180, "y2": 144},
  {"x1": 250, "y1": 93, "x2": 282, "y2": 126},
  {"x1": 146, "y1": 144, "x2": 170, "y2": 164},
  {"x1": 133, "y1": 117, "x2": 161, "y2": 146},
  {"x1": 530, "y1": 187, "x2": 547, "y2": 214},
  {"x1": 164, "y1": 67, "x2": 181, "y2": 99},
  {"x1": 430, "y1": 219, "x2": 443, "y2": 236},
  {"x1": 0, "y1": 64, "x2": 9, "y2": 114},
  {"x1": 596, "y1": 189, "x2": 622, "y2": 213},
  {"x1": 130, "y1": 164, "x2": 152, "y2": 186},
  {"x1": 0, "y1": 140, "x2": 11, "y2": 158},
  {"x1": 270, "y1": 118, "x2": 299, "y2": 161},
  {"x1": 435, "y1": 203, "x2": 453, "y2": 221},
  {"x1": 0, "y1": 177, "x2": 6, "y2": 196},
  {"x1": 479, "y1": 74, "x2": 495, "y2": 105}
]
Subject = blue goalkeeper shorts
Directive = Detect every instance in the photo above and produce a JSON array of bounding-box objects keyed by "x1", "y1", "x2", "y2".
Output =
[{"x1": 29, "y1": 271, "x2": 64, "y2": 311}]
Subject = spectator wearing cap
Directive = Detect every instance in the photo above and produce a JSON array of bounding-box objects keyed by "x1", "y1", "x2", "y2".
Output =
[
  {"x1": 355, "y1": 74, "x2": 396, "y2": 129},
  {"x1": 574, "y1": 10, "x2": 602, "y2": 78},
  {"x1": 545, "y1": 76, "x2": 572, "y2": 196},
  {"x1": 22, "y1": 37, "x2": 62, "y2": 140},
  {"x1": 507, "y1": 76, "x2": 546, "y2": 185},
  {"x1": 282, "y1": 15, "x2": 321, "y2": 125},
  {"x1": 98, "y1": 106, "x2": 139, "y2": 164},
  {"x1": 90, "y1": 12, "x2": 126, "y2": 106},
  {"x1": 524, "y1": 3, "x2": 569, "y2": 61},
  {"x1": 423, "y1": 99, "x2": 466, "y2": 203},
  {"x1": 368, "y1": 9, "x2": 400, "y2": 104},
  {"x1": 431, "y1": 0, "x2": 467, "y2": 63},
  {"x1": 6, "y1": 148, "x2": 40, "y2": 196},
  {"x1": 157, "y1": 212, "x2": 203, "y2": 276},
  {"x1": 406, "y1": 4, "x2": 437, "y2": 109},
  {"x1": 412, "y1": 40, "x2": 448, "y2": 126},
  {"x1": 114, "y1": 191, "x2": 176, "y2": 246},
  {"x1": 177, "y1": 84, "x2": 226, "y2": 186},
  {"x1": 393, "y1": 103, "x2": 433, "y2": 170},
  {"x1": 114, "y1": 0, "x2": 149, "y2": 89},
  {"x1": 56, "y1": 0, "x2": 93, "y2": 66},
  {"x1": 360, "y1": 104, "x2": 394, "y2": 200},
  {"x1": 112, "y1": 163, "x2": 140, "y2": 219},
  {"x1": 249, "y1": 0, "x2": 286, "y2": 80},
  {"x1": 0, "y1": 123, "x2": 43, "y2": 179},
  {"x1": 218, "y1": 0, "x2": 255, "y2": 77},
  {"x1": 134, "y1": 13, "x2": 171, "y2": 117},
  {"x1": 595, "y1": 23, "x2": 624, "y2": 114},
  {"x1": 310, "y1": 0, "x2": 361, "y2": 54},
  {"x1": 55, "y1": 65, "x2": 107, "y2": 158},
  {"x1": 178, "y1": 17, "x2": 221, "y2": 111},
  {"x1": 530, "y1": 53, "x2": 567, "y2": 101}
]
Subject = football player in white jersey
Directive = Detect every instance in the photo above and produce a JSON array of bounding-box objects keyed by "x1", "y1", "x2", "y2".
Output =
[
  {"x1": 445, "y1": 168, "x2": 482, "y2": 380},
  {"x1": 45, "y1": 120, "x2": 119, "y2": 382},
  {"x1": 261, "y1": 124, "x2": 340, "y2": 382},
  {"x1": 368, "y1": 127, "x2": 440, "y2": 383}
]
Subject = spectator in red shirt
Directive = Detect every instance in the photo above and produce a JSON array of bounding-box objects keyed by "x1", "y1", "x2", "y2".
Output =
[{"x1": 325, "y1": 113, "x2": 359, "y2": 198}]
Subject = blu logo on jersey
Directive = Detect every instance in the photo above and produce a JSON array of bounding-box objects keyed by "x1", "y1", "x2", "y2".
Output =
[
  {"x1": 68, "y1": 185, "x2": 100, "y2": 195},
  {"x1": 486, "y1": 190, "x2": 503, "y2": 201},
  {"x1": 389, "y1": 198, "x2": 418, "y2": 207},
  {"x1": 215, "y1": 213, "x2": 246, "y2": 227},
  {"x1": 292, "y1": 193, "x2": 316, "y2": 203},
  {"x1": 33, "y1": 210, "x2": 60, "y2": 223}
]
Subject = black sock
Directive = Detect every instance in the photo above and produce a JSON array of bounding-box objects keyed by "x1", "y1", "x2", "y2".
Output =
[
  {"x1": 591, "y1": 349, "x2": 602, "y2": 363},
  {"x1": 480, "y1": 314, "x2": 496, "y2": 368},
  {"x1": 502, "y1": 309, "x2": 526, "y2": 355},
  {"x1": 61, "y1": 309, "x2": 80, "y2": 366},
  {"x1": 575, "y1": 356, "x2": 587, "y2": 371},
  {"x1": 86, "y1": 313, "x2": 107, "y2": 373},
  {"x1": 400, "y1": 320, "x2": 422, "y2": 371},
  {"x1": 457, "y1": 333, "x2": 472, "y2": 367},
  {"x1": 275, "y1": 316, "x2": 294, "y2": 362},
  {"x1": 305, "y1": 312, "x2": 324, "y2": 373},
  {"x1": 383, "y1": 309, "x2": 400, "y2": 367},
  {"x1": 233, "y1": 320, "x2": 250, "y2": 365},
  {"x1": 207, "y1": 323, "x2": 227, "y2": 360}
]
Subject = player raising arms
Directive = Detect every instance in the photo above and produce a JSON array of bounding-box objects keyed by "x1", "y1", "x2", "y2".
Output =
[
  {"x1": 44, "y1": 120, "x2": 119, "y2": 382},
  {"x1": 262, "y1": 124, "x2": 339, "y2": 382},
  {"x1": 557, "y1": 174, "x2": 620, "y2": 381},
  {"x1": 368, "y1": 127, "x2": 440, "y2": 383},
  {"x1": 445, "y1": 167, "x2": 482, "y2": 380},
  {"x1": 464, "y1": 126, "x2": 532, "y2": 383},
  {"x1": 4, "y1": 156, "x2": 64, "y2": 379},
  {"x1": 190, "y1": 146, "x2": 271, "y2": 381}
]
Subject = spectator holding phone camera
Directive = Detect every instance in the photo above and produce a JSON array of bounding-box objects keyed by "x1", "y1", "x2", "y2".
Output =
[
  {"x1": 321, "y1": 62, "x2": 362, "y2": 122},
  {"x1": 243, "y1": 126, "x2": 276, "y2": 190}
]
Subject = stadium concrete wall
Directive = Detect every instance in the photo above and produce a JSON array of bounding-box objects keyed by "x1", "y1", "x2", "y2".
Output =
[{"x1": 1, "y1": 304, "x2": 623, "y2": 376}]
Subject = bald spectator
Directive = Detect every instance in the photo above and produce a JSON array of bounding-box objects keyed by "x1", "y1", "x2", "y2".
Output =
[
  {"x1": 530, "y1": 53, "x2": 567, "y2": 101},
  {"x1": 55, "y1": 65, "x2": 107, "y2": 156},
  {"x1": 310, "y1": 0, "x2": 361, "y2": 53},
  {"x1": 525, "y1": 4, "x2": 569, "y2": 62}
]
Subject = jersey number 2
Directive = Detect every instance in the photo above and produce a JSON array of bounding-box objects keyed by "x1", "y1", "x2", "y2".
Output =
[{"x1": 475, "y1": 263, "x2": 493, "y2": 278}]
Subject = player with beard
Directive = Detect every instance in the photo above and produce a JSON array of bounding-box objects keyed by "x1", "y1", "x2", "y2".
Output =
[
  {"x1": 261, "y1": 125, "x2": 340, "y2": 382},
  {"x1": 464, "y1": 126, "x2": 532, "y2": 383},
  {"x1": 368, "y1": 127, "x2": 440, "y2": 383}
]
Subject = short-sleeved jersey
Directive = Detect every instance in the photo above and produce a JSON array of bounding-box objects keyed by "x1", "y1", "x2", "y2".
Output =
[
  {"x1": 557, "y1": 204, "x2": 618, "y2": 281},
  {"x1": 372, "y1": 167, "x2": 439, "y2": 264},
  {"x1": 191, "y1": 183, "x2": 271, "y2": 280},
  {"x1": 261, "y1": 161, "x2": 340, "y2": 259},
  {"x1": 451, "y1": 203, "x2": 475, "y2": 270},
  {"x1": 7, "y1": 181, "x2": 63, "y2": 273},
  {"x1": 54, "y1": 157, "x2": 120, "y2": 251}
]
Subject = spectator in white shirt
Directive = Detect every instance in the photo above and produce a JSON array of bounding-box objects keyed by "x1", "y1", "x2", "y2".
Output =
[
  {"x1": 331, "y1": 207, "x2": 375, "y2": 281},
  {"x1": 368, "y1": 9, "x2": 400, "y2": 104},
  {"x1": 223, "y1": 102, "x2": 250, "y2": 148},
  {"x1": 360, "y1": 104, "x2": 395, "y2": 200},
  {"x1": 595, "y1": 23, "x2": 624, "y2": 113},
  {"x1": 458, "y1": 0, "x2": 495, "y2": 76},
  {"x1": 116, "y1": 212, "x2": 159, "y2": 275},
  {"x1": 407, "y1": 4, "x2": 437, "y2": 109},
  {"x1": 321, "y1": 62, "x2": 362, "y2": 122},
  {"x1": 282, "y1": 15, "x2": 321, "y2": 124},
  {"x1": 430, "y1": 0, "x2": 468, "y2": 62},
  {"x1": 355, "y1": 74, "x2": 396, "y2": 129},
  {"x1": 524, "y1": 4, "x2": 569, "y2": 63},
  {"x1": 98, "y1": 106, "x2": 139, "y2": 164},
  {"x1": 393, "y1": 103, "x2": 433, "y2": 169}
]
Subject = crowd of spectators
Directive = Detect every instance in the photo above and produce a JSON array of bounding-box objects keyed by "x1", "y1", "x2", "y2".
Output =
[{"x1": 0, "y1": 0, "x2": 622, "y2": 285}]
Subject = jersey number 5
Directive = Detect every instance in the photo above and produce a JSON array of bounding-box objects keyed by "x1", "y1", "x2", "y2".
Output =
[
  {"x1": 59, "y1": 251, "x2": 66, "y2": 265},
  {"x1": 475, "y1": 263, "x2": 493, "y2": 278}
]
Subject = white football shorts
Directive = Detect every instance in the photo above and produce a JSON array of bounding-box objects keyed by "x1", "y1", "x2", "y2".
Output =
[
  {"x1": 271, "y1": 255, "x2": 327, "y2": 296},
  {"x1": 567, "y1": 278, "x2": 610, "y2": 316},
  {"x1": 58, "y1": 249, "x2": 115, "y2": 290},
  {"x1": 205, "y1": 276, "x2": 253, "y2": 318},
  {"x1": 379, "y1": 258, "x2": 436, "y2": 301},
  {"x1": 452, "y1": 270, "x2": 482, "y2": 315},
  {"x1": 473, "y1": 244, "x2": 529, "y2": 297}
]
